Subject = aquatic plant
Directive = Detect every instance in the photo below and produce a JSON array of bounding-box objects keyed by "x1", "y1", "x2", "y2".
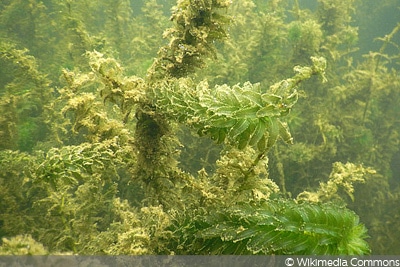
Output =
[
  {"x1": 170, "y1": 200, "x2": 369, "y2": 255},
  {"x1": 153, "y1": 56, "x2": 325, "y2": 153},
  {"x1": 0, "y1": 235, "x2": 48, "y2": 255},
  {"x1": 267, "y1": 1, "x2": 400, "y2": 253},
  {"x1": 0, "y1": 42, "x2": 52, "y2": 151},
  {"x1": 1, "y1": 0, "x2": 399, "y2": 256}
]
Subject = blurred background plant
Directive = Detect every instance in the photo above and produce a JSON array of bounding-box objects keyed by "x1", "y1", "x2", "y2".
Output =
[{"x1": 0, "y1": 0, "x2": 399, "y2": 255}]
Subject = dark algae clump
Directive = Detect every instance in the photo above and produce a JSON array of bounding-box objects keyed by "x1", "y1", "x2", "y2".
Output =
[{"x1": 0, "y1": 0, "x2": 399, "y2": 255}]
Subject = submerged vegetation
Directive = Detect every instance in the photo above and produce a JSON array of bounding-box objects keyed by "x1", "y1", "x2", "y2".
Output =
[{"x1": 0, "y1": 0, "x2": 399, "y2": 255}]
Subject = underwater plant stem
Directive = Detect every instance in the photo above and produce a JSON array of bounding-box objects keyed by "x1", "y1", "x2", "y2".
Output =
[
  {"x1": 133, "y1": 105, "x2": 174, "y2": 190},
  {"x1": 375, "y1": 23, "x2": 400, "y2": 70},
  {"x1": 244, "y1": 151, "x2": 266, "y2": 177},
  {"x1": 131, "y1": 0, "x2": 231, "y2": 205},
  {"x1": 362, "y1": 23, "x2": 400, "y2": 124},
  {"x1": 273, "y1": 145, "x2": 287, "y2": 194},
  {"x1": 293, "y1": 0, "x2": 301, "y2": 20}
]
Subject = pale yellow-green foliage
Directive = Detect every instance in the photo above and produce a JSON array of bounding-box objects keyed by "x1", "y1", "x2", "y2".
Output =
[
  {"x1": 212, "y1": 147, "x2": 280, "y2": 204},
  {"x1": 0, "y1": 42, "x2": 53, "y2": 151},
  {"x1": 95, "y1": 198, "x2": 152, "y2": 255},
  {"x1": 317, "y1": 0, "x2": 359, "y2": 61},
  {"x1": 52, "y1": 51, "x2": 144, "y2": 144},
  {"x1": 0, "y1": 235, "x2": 48, "y2": 255},
  {"x1": 88, "y1": 50, "x2": 147, "y2": 121},
  {"x1": 297, "y1": 162, "x2": 376, "y2": 203}
]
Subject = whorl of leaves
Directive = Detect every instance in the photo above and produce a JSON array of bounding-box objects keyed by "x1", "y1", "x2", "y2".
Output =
[
  {"x1": 152, "y1": 57, "x2": 326, "y2": 153},
  {"x1": 172, "y1": 199, "x2": 370, "y2": 255}
]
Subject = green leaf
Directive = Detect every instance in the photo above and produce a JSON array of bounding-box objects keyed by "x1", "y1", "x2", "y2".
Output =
[
  {"x1": 256, "y1": 105, "x2": 281, "y2": 118},
  {"x1": 283, "y1": 91, "x2": 299, "y2": 107},
  {"x1": 213, "y1": 105, "x2": 239, "y2": 117},
  {"x1": 266, "y1": 118, "x2": 280, "y2": 150},
  {"x1": 261, "y1": 94, "x2": 282, "y2": 104},
  {"x1": 241, "y1": 89, "x2": 263, "y2": 107},
  {"x1": 278, "y1": 120, "x2": 293, "y2": 144},
  {"x1": 215, "y1": 85, "x2": 241, "y2": 106},
  {"x1": 237, "y1": 126, "x2": 252, "y2": 149},
  {"x1": 233, "y1": 106, "x2": 260, "y2": 119},
  {"x1": 246, "y1": 227, "x2": 279, "y2": 253},
  {"x1": 229, "y1": 119, "x2": 251, "y2": 140},
  {"x1": 257, "y1": 133, "x2": 267, "y2": 152},
  {"x1": 208, "y1": 116, "x2": 236, "y2": 128},
  {"x1": 218, "y1": 129, "x2": 228, "y2": 144},
  {"x1": 248, "y1": 119, "x2": 266, "y2": 146}
]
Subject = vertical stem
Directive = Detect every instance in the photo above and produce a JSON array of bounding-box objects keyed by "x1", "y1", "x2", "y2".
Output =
[{"x1": 274, "y1": 145, "x2": 287, "y2": 195}]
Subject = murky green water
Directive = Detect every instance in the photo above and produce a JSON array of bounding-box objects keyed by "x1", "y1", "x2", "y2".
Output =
[{"x1": 0, "y1": 0, "x2": 399, "y2": 255}]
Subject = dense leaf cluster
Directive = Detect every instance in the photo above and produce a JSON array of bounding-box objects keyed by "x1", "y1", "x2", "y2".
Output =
[
  {"x1": 172, "y1": 200, "x2": 369, "y2": 255},
  {"x1": 153, "y1": 56, "x2": 325, "y2": 153}
]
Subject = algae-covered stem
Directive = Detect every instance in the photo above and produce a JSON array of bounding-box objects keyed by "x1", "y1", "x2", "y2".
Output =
[
  {"x1": 362, "y1": 23, "x2": 400, "y2": 124},
  {"x1": 133, "y1": 0, "x2": 231, "y2": 205}
]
